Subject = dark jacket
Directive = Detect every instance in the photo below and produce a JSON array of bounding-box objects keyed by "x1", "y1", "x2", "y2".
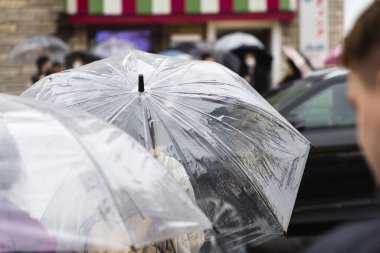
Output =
[
  {"x1": 306, "y1": 190, "x2": 380, "y2": 253},
  {"x1": 306, "y1": 219, "x2": 380, "y2": 253}
]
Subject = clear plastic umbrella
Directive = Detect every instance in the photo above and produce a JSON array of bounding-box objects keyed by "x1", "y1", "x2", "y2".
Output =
[
  {"x1": 9, "y1": 35, "x2": 70, "y2": 63},
  {"x1": 158, "y1": 49, "x2": 193, "y2": 60},
  {"x1": 23, "y1": 49, "x2": 310, "y2": 250},
  {"x1": 324, "y1": 43, "x2": 343, "y2": 65},
  {"x1": 214, "y1": 32, "x2": 264, "y2": 52},
  {"x1": 0, "y1": 93, "x2": 212, "y2": 252},
  {"x1": 91, "y1": 38, "x2": 134, "y2": 58},
  {"x1": 282, "y1": 46, "x2": 315, "y2": 76}
]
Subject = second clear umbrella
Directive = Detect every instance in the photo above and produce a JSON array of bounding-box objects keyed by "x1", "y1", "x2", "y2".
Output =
[
  {"x1": 9, "y1": 35, "x2": 70, "y2": 63},
  {"x1": 0, "y1": 93, "x2": 212, "y2": 252}
]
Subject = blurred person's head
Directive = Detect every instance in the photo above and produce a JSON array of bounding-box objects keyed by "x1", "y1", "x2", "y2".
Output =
[
  {"x1": 200, "y1": 53, "x2": 215, "y2": 62},
  {"x1": 244, "y1": 52, "x2": 256, "y2": 68},
  {"x1": 73, "y1": 57, "x2": 85, "y2": 68},
  {"x1": 343, "y1": 1, "x2": 380, "y2": 185},
  {"x1": 51, "y1": 62, "x2": 64, "y2": 73},
  {"x1": 36, "y1": 56, "x2": 52, "y2": 74},
  {"x1": 286, "y1": 58, "x2": 301, "y2": 78}
]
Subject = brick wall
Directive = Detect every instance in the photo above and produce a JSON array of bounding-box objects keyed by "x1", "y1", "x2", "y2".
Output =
[
  {"x1": 329, "y1": 0, "x2": 344, "y2": 50},
  {"x1": 0, "y1": 0, "x2": 65, "y2": 95}
]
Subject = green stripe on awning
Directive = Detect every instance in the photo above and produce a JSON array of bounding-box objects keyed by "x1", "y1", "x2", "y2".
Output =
[
  {"x1": 89, "y1": 0, "x2": 103, "y2": 14},
  {"x1": 234, "y1": 0, "x2": 249, "y2": 13},
  {"x1": 280, "y1": 0, "x2": 290, "y2": 11},
  {"x1": 186, "y1": 0, "x2": 201, "y2": 14},
  {"x1": 137, "y1": 0, "x2": 152, "y2": 14}
]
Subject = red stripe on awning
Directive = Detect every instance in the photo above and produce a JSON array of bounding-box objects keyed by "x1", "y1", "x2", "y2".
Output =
[
  {"x1": 77, "y1": 0, "x2": 88, "y2": 15},
  {"x1": 220, "y1": 0, "x2": 233, "y2": 14},
  {"x1": 123, "y1": 0, "x2": 135, "y2": 15},
  {"x1": 172, "y1": 0, "x2": 185, "y2": 14},
  {"x1": 68, "y1": 12, "x2": 295, "y2": 24},
  {"x1": 268, "y1": 0, "x2": 279, "y2": 11}
]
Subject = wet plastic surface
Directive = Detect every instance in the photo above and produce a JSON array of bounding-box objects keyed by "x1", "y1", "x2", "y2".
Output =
[
  {"x1": 24, "y1": 49, "x2": 310, "y2": 250},
  {"x1": 0, "y1": 94, "x2": 211, "y2": 252}
]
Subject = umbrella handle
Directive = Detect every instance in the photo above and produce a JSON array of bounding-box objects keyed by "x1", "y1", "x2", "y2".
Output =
[{"x1": 138, "y1": 74, "x2": 145, "y2": 92}]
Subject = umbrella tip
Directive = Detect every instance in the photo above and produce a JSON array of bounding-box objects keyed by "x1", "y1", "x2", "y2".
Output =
[{"x1": 138, "y1": 74, "x2": 144, "y2": 92}]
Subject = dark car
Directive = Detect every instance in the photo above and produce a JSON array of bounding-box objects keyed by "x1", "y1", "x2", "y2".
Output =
[{"x1": 266, "y1": 69, "x2": 379, "y2": 236}]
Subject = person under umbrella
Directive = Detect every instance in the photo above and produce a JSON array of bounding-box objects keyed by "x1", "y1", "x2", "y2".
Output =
[
  {"x1": 9, "y1": 35, "x2": 69, "y2": 64},
  {"x1": 65, "y1": 51, "x2": 101, "y2": 69},
  {"x1": 200, "y1": 53, "x2": 216, "y2": 62},
  {"x1": 282, "y1": 46, "x2": 314, "y2": 76},
  {"x1": 23, "y1": 49, "x2": 310, "y2": 251},
  {"x1": 31, "y1": 55, "x2": 52, "y2": 84},
  {"x1": 278, "y1": 58, "x2": 302, "y2": 86},
  {"x1": 215, "y1": 32, "x2": 272, "y2": 95}
]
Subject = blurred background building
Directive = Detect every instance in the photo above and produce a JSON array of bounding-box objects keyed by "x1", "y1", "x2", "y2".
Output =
[{"x1": 0, "y1": 0, "x2": 345, "y2": 94}]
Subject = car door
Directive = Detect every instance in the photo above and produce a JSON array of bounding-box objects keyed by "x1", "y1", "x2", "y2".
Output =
[{"x1": 282, "y1": 77, "x2": 374, "y2": 207}]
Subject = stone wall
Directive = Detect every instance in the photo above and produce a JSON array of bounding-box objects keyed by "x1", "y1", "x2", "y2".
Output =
[{"x1": 0, "y1": 0, "x2": 65, "y2": 94}]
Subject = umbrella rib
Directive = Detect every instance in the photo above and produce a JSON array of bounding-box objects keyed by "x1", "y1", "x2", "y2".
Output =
[
  {"x1": 149, "y1": 80, "x2": 251, "y2": 94},
  {"x1": 107, "y1": 94, "x2": 139, "y2": 123},
  {"x1": 147, "y1": 62, "x2": 197, "y2": 89},
  {"x1": 145, "y1": 60, "x2": 168, "y2": 85}
]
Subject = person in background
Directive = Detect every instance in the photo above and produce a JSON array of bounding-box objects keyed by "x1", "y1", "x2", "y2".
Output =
[
  {"x1": 200, "y1": 53, "x2": 216, "y2": 62},
  {"x1": 240, "y1": 52, "x2": 270, "y2": 95},
  {"x1": 65, "y1": 51, "x2": 100, "y2": 69},
  {"x1": 241, "y1": 52, "x2": 256, "y2": 85},
  {"x1": 72, "y1": 56, "x2": 85, "y2": 68},
  {"x1": 50, "y1": 62, "x2": 64, "y2": 74},
  {"x1": 306, "y1": 2, "x2": 380, "y2": 252},
  {"x1": 279, "y1": 58, "x2": 302, "y2": 86},
  {"x1": 31, "y1": 56, "x2": 52, "y2": 84}
]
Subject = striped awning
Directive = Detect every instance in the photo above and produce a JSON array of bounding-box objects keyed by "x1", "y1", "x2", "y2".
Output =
[{"x1": 66, "y1": 0, "x2": 297, "y2": 24}]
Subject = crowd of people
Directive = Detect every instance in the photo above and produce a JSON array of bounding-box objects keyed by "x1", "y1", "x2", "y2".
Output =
[
  {"x1": 31, "y1": 44, "x2": 305, "y2": 97},
  {"x1": 31, "y1": 52, "x2": 100, "y2": 84}
]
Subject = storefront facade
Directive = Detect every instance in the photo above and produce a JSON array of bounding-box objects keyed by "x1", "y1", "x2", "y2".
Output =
[
  {"x1": 0, "y1": 0, "x2": 343, "y2": 94},
  {"x1": 64, "y1": 0, "x2": 296, "y2": 82}
]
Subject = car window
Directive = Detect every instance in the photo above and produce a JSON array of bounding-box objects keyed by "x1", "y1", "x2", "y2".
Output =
[
  {"x1": 287, "y1": 82, "x2": 355, "y2": 129},
  {"x1": 267, "y1": 79, "x2": 314, "y2": 110}
]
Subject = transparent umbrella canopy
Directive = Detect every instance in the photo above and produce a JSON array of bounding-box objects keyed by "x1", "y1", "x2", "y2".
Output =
[
  {"x1": 0, "y1": 94, "x2": 211, "y2": 252},
  {"x1": 9, "y1": 35, "x2": 70, "y2": 63},
  {"x1": 23, "y1": 49, "x2": 310, "y2": 250},
  {"x1": 214, "y1": 32, "x2": 264, "y2": 52}
]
